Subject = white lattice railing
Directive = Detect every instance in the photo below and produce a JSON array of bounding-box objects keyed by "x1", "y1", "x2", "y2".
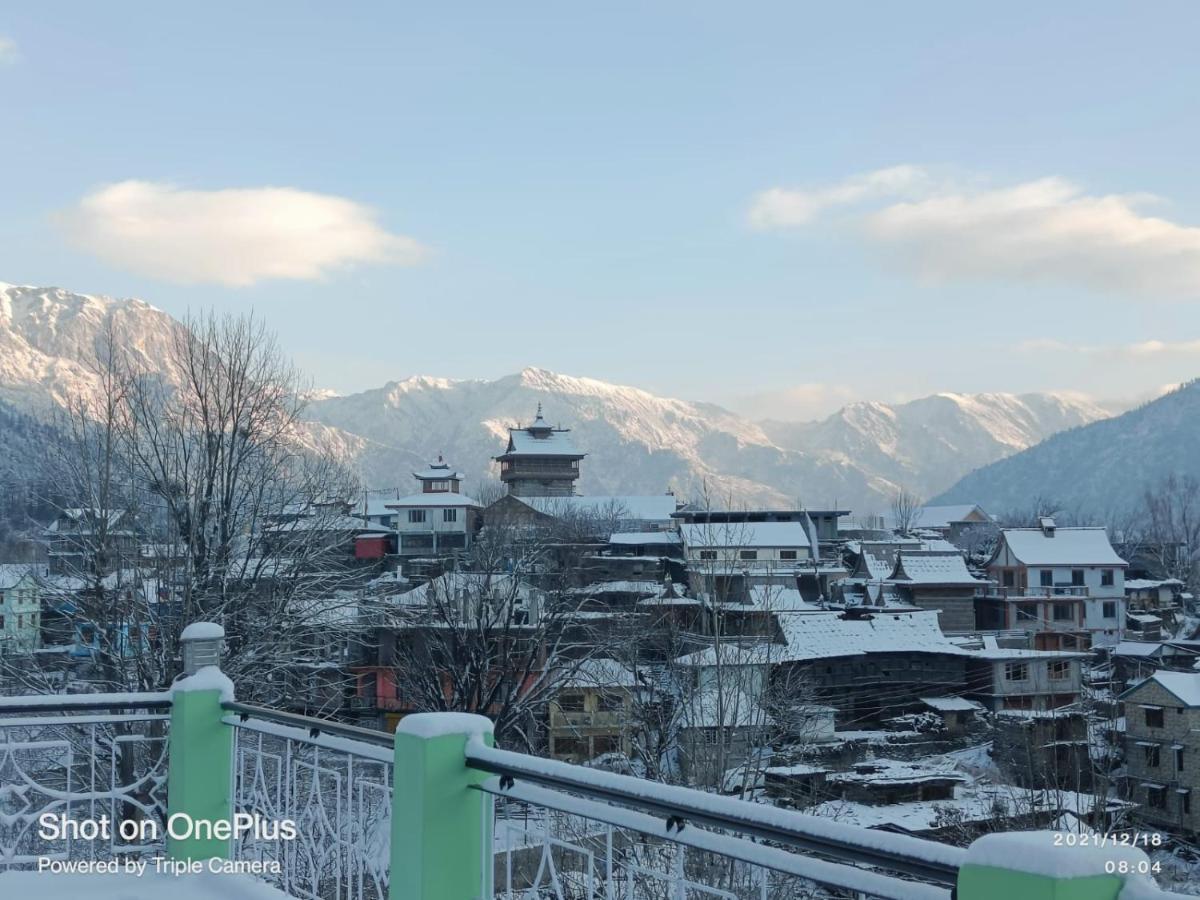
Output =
[{"x1": 0, "y1": 693, "x2": 172, "y2": 867}]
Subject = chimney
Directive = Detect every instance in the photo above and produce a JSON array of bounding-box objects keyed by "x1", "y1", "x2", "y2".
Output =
[{"x1": 1039, "y1": 516, "x2": 1056, "y2": 537}]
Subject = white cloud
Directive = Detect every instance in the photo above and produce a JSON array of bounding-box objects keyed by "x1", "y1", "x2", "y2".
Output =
[
  {"x1": 747, "y1": 165, "x2": 925, "y2": 229},
  {"x1": 0, "y1": 36, "x2": 18, "y2": 65},
  {"x1": 752, "y1": 167, "x2": 1200, "y2": 299},
  {"x1": 61, "y1": 181, "x2": 426, "y2": 286}
]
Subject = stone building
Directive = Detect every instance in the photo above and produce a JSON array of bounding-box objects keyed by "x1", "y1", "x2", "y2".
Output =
[{"x1": 1120, "y1": 670, "x2": 1200, "y2": 836}]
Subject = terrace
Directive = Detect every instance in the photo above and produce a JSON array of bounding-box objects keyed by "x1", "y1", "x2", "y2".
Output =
[{"x1": 0, "y1": 622, "x2": 1189, "y2": 900}]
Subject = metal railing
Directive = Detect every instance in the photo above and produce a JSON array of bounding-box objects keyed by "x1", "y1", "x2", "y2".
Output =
[
  {"x1": 0, "y1": 692, "x2": 172, "y2": 867},
  {"x1": 468, "y1": 738, "x2": 960, "y2": 900},
  {"x1": 221, "y1": 701, "x2": 393, "y2": 900}
]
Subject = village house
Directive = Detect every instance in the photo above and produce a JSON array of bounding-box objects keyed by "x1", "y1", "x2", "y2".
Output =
[
  {"x1": 0, "y1": 564, "x2": 42, "y2": 655},
  {"x1": 992, "y1": 707, "x2": 1091, "y2": 791},
  {"x1": 964, "y1": 647, "x2": 1086, "y2": 713},
  {"x1": 979, "y1": 518, "x2": 1127, "y2": 650},
  {"x1": 1120, "y1": 670, "x2": 1200, "y2": 837},
  {"x1": 904, "y1": 504, "x2": 996, "y2": 547},
  {"x1": 771, "y1": 609, "x2": 972, "y2": 725},
  {"x1": 547, "y1": 658, "x2": 640, "y2": 763},
  {"x1": 886, "y1": 550, "x2": 988, "y2": 634},
  {"x1": 1110, "y1": 640, "x2": 1200, "y2": 690},
  {"x1": 381, "y1": 456, "x2": 483, "y2": 562},
  {"x1": 679, "y1": 520, "x2": 818, "y2": 599},
  {"x1": 42, "y1": 508, "x2": 140, "y2": 575}
]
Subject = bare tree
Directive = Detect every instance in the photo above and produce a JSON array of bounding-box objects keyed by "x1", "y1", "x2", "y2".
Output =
[
  {"x1": 1139, "y1": 474, "x2": 1200, "y2": 591},
  {"x1": 890, "y1": 487, "x2": 923, "y2": 536},
  {"x1": 18, "y1": 312, "x2": 363, "y2": 706}
]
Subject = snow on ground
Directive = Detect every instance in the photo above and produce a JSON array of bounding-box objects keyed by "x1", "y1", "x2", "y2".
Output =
[{"x1": 0, "y1": 871, "x2": 292, "y2": 900}]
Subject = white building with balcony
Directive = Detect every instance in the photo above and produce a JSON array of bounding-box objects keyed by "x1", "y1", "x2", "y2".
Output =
[
  {"x1": 984, "y1": 518, "x2": 1128, "y2": 648},
  {"x1": 385, "y1": 456, "x2": 482, "y2": 559}
]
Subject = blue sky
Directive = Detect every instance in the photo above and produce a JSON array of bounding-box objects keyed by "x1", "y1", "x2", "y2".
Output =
[{"x1": 2, "y1": 2, "x2": 1199, "y2": 418}]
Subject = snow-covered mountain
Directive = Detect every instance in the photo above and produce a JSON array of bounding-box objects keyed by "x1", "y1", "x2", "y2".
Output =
[
  {"x1": 933, "y1": 380, "x2": 1200, "y2": 516},
  {"x1": 761, "y1": 392, "x2": 1110, "y2": 504},
  {"x1": 0, "y1": 283, "x2": 1113, "y2": 512}
]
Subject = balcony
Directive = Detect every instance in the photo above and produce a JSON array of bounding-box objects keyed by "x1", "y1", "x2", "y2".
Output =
[
  {"x1": 988, "y1": 586, "x2": 1089, "y2": 599},
  {"x1": 0, "y1": 622, "x2": 1190, "y2": 900}
]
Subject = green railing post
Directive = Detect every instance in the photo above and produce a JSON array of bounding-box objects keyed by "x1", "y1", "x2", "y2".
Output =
[
  {"x1": 391, "y1": 713, "x2": 495, "y2": 900},
  {"x1": 957, "y1": 832, "x2": 1152, "y2": 900},
  {"x1": 166, "y1": 622, "x2": 235, "y2": 862}
]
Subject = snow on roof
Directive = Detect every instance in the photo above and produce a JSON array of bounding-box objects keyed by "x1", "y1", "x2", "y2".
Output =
[
  {"x1": 558, "y1": 658, "x2": 641, "y2": 689},
  {"x1": 1128, "y1": 613, "x2": 1162, "y2": 624},
  {"x1": 569, "y1": 579, "x2": 662, "y2": 596},
  {"x1": 998, "y1": 527, "x2": 1127, "y2": 567},
  {"x1": 1126, "y1": 578, "x2": 1184, "y2": 590},
  {"x1": 920, "y1": 696, "x2": 984, "y2": 713},
  {"x1": 890, "y1": 551, "x2": 985, "y2": 586},
  {"x1": 386, "y1": 491, "x2": 481, "y2": 508},
  {"x1": 502, "y1": 420, "x2": 583, "y2": 457},
  {"x1": 911, "y1": 505, "x2": 990, "y2": 529},
  {"x1": 0, "y1": 564, "x2": 41, "y2": 589},
  {"x1": 1132, "y1": 670, "x2": 1200, "y2": 707},
  {"x1": 1112, "y1": 641, "x2": 1164, "y2": 658},
  {"x1": 859, "y1": 547, "x2": 898, "y2": 580},
  {"x1": 776, "y1": 610, "x2": 969, "y2": 663},
  {"x1": 680, "y1": 521, "x2": 811, "y2": 550},
  {"x1": 969, "y1": 647, "x2": 1087, "y2": 661},
  {"x1": 608, "y1": 531, "x2": 681, "y2": 545},
  {"x1": 674, "y1": 643, "x2": 775, "y2": 667},
  {"x1": 765, "y1": 762, "x2": 828, "y2": 777},
  {"x1": 744, "y1": 585, "x2": 824, "y2": 612},
  {"x1": 827, "y1": 758, "x2": 966, "y2": 787},
  {"x1": 518, "y1": 495, "x2": 678, "y2": 521}
]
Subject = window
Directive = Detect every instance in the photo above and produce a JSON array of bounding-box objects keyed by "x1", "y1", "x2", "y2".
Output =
[
  {"x1": 430, "y1": 480, "x2": 449, "y2": 491},
  {"x1": 0, "y1": 615, "x2": 5, "y2": 629},
  {"x1": 557, "y1": 693, "x2": 585, "y2": 713},
  {"x1": 1145, "y1": 707, "x2": 1165, "y2": 728},
  {"x1": 443, "y1": 508, "x2": 457, "y2": 522},
  {"x1": 1004, "y1": 662, "x2": 1029, "y2": 682},
  {"x1": 780, "y1": 550, "x2": 798, "y2": 561},
  {"x1": 699, "y1": 550, "x2": 717, "y2": 560},
  {"x1": 555, "y1": 738, "x2": 587, "y2": 758},
  {"x1": 597, "y1": 692, "x2": 625, "y2": 712},
  {"x1": 592, "y1": 735, "x2": 619, "y2": 756},
  {"x1": 1102, "y1": 601, "x2": 1117, "y2": 619},
  {"x1": 16, "y1": 615, "x2": 22, "y2": 629},
  {"x1": 1071, "y1": 569, "x2": 1085, "y2": 586},
  {"x1": 1016, "y1": 604, "x2": 1038, "y2": 622},
  {"x1": 739, "y1": 550, "x2": 758, "y2": 561},
  {"x1": 1183, "y1": 790, "x2": 1193, "y2": 815},
  {"x1": 1177, "y1": 747, "x2": 1186, "y2": 772},
  {"x1": 1049, "y1": 661, "x2": 1070, "y2": 680},
  {"x1": 1040, "y1": 569, "x2": 1054, "y2": 587},
  {"x1": 1144, "y1": 744, "x2": 1161, "y2": 768},
  {"x1": 1101, "y1": 569, "x2": 1114, "y2": 587},
  {"x1": 408, "y1": 509, "x2": 426, "y2": 524},
  {"x1": 1052, "y1": 603, "x2": 1073, "y2": 621},
  {"x1": 702, "y1": 729, "x2": 719, "y2": 745},
  {"x1": 1148, "y1": 785, "x2": 1167, "y2": 809},
  {"x1": 1003, "y1": 571, "x2": 1015, "y2": 588}
]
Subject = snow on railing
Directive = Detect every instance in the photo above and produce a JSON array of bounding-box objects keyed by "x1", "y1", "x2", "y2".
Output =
[
  {"x1": 222, "y1": 703, "x2": 393, "y2": 900},
  {"x1": 0, "y1": 694, "x2": 170, "y2": 867}
]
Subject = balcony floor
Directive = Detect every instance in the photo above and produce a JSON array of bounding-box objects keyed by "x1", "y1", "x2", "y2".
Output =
[{"x1": 0, "y1": 870, "x2": 294, "y2": 900}]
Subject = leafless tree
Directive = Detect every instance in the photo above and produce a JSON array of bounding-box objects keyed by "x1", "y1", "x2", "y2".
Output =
[
  {"x1": 1139, "y1": 474, "x2": 1200, "y2": 591},
  {"x1": 890, "y1": 487, "x2": 923, "y2": 536},
  {"x1": 12, "y1": 312, "x2": 364, "y2": 707}
]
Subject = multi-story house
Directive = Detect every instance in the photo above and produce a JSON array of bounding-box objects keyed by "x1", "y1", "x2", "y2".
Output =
[
  {"x1": 964, "y1": 647, "x2": 1086, "y2": 713},
  {"x1": 680, "y1": 521, "x2": 814, "y2": 598},
  {"x1": 979, "y1": 518, "x2": 1127, "y2": 650},
  {"x1": 42, "y1": 508, "x2": 140, "y2": 575},
  {"x1": 1121, "y1": 670, "x2": 1200, "y2": 836},
  {"x1": 887, "y1": 550, "x2": 987, "y2": 634},
  {"x1": 0, "y1": 564, "x2": 42, "y2": 654},
  {"x1": 386, "y1": 456, "x2": 482, "y2": 561},
  {"x1": 548, "y1": 658, "x2": 640, "y2": 763}
]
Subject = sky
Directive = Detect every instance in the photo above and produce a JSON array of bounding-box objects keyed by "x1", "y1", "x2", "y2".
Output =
[{"x1": 1, "y1": 2, "x2": 1199, "y2": 420}]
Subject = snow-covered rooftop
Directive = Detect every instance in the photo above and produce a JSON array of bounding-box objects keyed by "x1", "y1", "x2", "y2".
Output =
[
  {"x1": 997, "y1": 527, "x2": 1127, "y2": 567},
  {"x1": 0, "y1": 563, "x2": 41, "y2": 589},
  {"x1": 385, "y1": 491, "x2": 481, "y2": 508},
  {"x1": 776, "y1": 610, "x2": 968, "y2": 663},
  {"x1": 608, "y1": 530, "x2": 681, "y2": 545},
  {"x1": 919, "y1": 696, "x2": 984, "y2": 713},
  {"x1": 680, "y1": 521, "x2": 811, "y2": 550},
  {"x1": 910, "y1": 504, "x2": 990, "y2": 529},
  {"x1": 827, "y1": 758, "x2": 966, "y2": 787},
  {"x1": 559, "y1": 657, "x2": 641, "y2": 689},
  {"x1": 1135, "y1": 670, "x2": 1200, "y2": 707},
  {"x1": 890, "y1": 551, "x2": 985, "y2": 586},
  {"x1": 518, "y1": 495, "x2": 678, "y2": 521},
  {"x1": 1112, "y1": 641, "x2": 1165, "y2": 658}
]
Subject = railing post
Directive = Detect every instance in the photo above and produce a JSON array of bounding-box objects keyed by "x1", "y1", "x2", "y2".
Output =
[
  {"x1": 167, "y1": 622, "x2": 235, "y2": 862},
  {"x1": 957, "y1": 832, "x2": 1150, "y2": 900},
  {"x1": 391, "y1": 713, "x2": 495, "y2": 900}
]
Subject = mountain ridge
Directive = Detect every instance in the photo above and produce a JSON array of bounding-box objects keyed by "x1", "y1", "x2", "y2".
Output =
[{"x1": 0, "y1": 283, "x2": 1112, "y2": 511}]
